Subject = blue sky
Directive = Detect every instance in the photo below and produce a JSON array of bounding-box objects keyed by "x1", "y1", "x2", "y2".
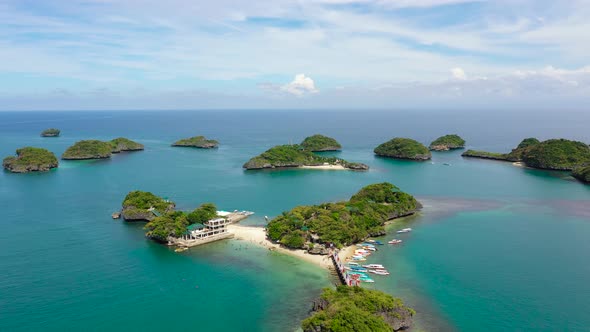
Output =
[{"x1": 1, "y1": 0, "x2": 589, "y2": 110}]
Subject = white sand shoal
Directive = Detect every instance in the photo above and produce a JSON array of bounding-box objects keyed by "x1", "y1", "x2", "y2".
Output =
[
  {"x1": 299, "y1": 164, "x2": 347, "y2": 170},
  {"x1": 228, "y1": 224, "x2": 353, "y2": 269}
]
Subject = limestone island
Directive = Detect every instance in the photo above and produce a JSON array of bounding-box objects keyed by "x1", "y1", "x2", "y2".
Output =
[
  {"x1": 462, "y1": 138, "x2": 590, "y2": 173},
  {"x1": 172, "y1": 136, "x2": 219, "y2": 149},
  {"x1": 243, "y1": 144, "x2": 368, "y2": 170},
  {"x1": 41, "y1": 128, "x2": 60, "y2": 137},
  {"x1": 303, "y1": 286, "x2": 414, "y2": 332},
  {"x1": 429, "y1": 134, "x2": 465, "y2": 151},
  {"x1": 3, "y1": 147, "x2": 58, "y2": 173},
  {"x1": 119, "y1": 191, "x2": 252, "y2": 247},
  {"x1": 573, "y1": 166, "x2": 590, "y2": 184},
  {"x1": 374, "y1": 137, "x2": 431, "y2": 161},
  {"x1": 300, "y1": 134, "x2": 342, "y2": 152},
  {"x1": 266, "y1": 182, "x2": 421, "y2": 253},
  {"x1": 62, "y1": 138, "x2": 144, "y2": 160}
]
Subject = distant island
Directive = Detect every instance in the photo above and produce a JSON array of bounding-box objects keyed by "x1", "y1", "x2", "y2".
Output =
[
  {"x1": 62, "y1": 138, "x2": 144, "y2": 160},
  {"x1": 300, "y1": 134, "x2": 342, "y2": 151},
  {"x1": 573, "y1": 166, "x2": 590, "y2": 184},
  {"x1": 41, "y1": 128, "x2": 60, "y2": 137},
  {"x1": 3, "y1": 147, "x2": 58, "y2": 173},
  {"x1": 266, "y1": 182, "x2": 420, "y2": 253},
  {"x1": 374, "y1": 138, "x2": 431, "y2": 160},
  {"x1": 172, "y1": 136, "x2": 219, "y2": 148},
  {"x1": 462, "y1": 138, "x2": 590, "y2": 175},
  {"x1": 302, "y1": 286, "x2": 414, "y2": 332},
  {"x1": 429, "y1": 134, "x2": 465, "y2": 151},
  {"x1": 243, "y1": 144, "x2": 368, "y2": 170}
]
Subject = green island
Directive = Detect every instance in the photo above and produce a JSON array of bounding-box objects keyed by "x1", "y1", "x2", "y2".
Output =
[
  {"x1": 573, "y1": 166, "x2": 590, "y2": 184},
  {"x1": 172, "y1": 136, "x2": 219, "y2": 148},
  {"x1": 462, "y1": 138, "x2": 590, "y2": 172},
  {"x1": 266, "y1": 183, "x2": 420, "y2": 252},
  {"x1": 3, "y1": 147, "x2": 59, "y2": 173},
  {"x1": 374, "y1": 138, "x2": 431, "y2": 161},
  {"x1": 300, "y1": 134, "x2": 342, "y2": 151},
  {"x1": 41, "y1": 128, "x2": 60, "y2": 137},
  {"x1": 243, "y1": 144, "x2": 368, "y2": 170},
  {"x1": 110, "y1": 137, "x2": 144, "y2": 153},
  {"x1": 120, "y1": 191, "x2": 219, "y2": 242},
  {"x1": 302, "y1": 286, "x2": 414, "y2": 332},
  {"x1": 429, "y1": 134, "x2": 465, "y2": 151}
]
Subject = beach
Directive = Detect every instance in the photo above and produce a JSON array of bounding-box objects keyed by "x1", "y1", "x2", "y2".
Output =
[{"x1": 228, "y1": 224, "x2": 355, "y2": 269}]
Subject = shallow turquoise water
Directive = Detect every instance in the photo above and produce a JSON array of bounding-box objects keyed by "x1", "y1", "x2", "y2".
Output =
[{"x1": 0, "y1": 110, "x2": 589, "y2": 331}]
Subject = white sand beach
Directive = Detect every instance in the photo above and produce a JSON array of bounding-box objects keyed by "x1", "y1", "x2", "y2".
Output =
[{"x1": 299, "y1": 164, "x2": 347, "y2": 170}]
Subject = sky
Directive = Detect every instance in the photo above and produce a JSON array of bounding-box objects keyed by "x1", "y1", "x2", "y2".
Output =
[{"x1": 1, "y1": 0, "x2": 589, "y2": 110}]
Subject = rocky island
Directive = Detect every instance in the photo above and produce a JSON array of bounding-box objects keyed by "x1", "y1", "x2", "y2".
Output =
[
  {"x1": 121, "y1": 191, "x2": 176, "y2": 221},
  {"x1": 462, "y1": 138, "x2": 590, "y2": 171},
  {"x1": 302, "y1": 286, "x2": 414, "y2": 332},
  {"x1": 41, "y1": 128, "x2": 60, "y2": 137},
  {"x1": 62, "y1": 140, "x2": 114, "y2": 160},
  {"x1": 429, "y1": 134, "x2": 465, "y2": 151},
  {"x1": 573, "y1": 166, "x2": 590, "y2": 184},
  {"x1": 3, "y1": 147, "x2": 59, "y2": 173},
  {"x1": 266, "y1": 182, "x2": 420, "y2": 253},
  {"x1": 300, "y1": 134, "x2": 342, "y2": 151},
  {"x1": 172, "y1": 136, "x2": 219, "y2": 149},
  {"x1": 110, "y1": 137, "x2": 144, "y2": 153},
  {"x1": 243, "y1": 144, "x2": 368, "y2": 170},
  {"x1": 374, "y1": 137, "x2": 431, "y2": 160}
]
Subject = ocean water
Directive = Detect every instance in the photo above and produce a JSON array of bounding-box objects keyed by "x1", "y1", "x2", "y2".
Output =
[{"x1": 0, "y1": 110, "x2": 589, "y2": 331}]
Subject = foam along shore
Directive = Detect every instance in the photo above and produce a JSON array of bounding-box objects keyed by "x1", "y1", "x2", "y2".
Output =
[
  {"x1": 227, "y1": 224, "x2": 355, "y2": 269},
  {"x1": 299, "y1": 164, "x2": 348, "y2": 170}
]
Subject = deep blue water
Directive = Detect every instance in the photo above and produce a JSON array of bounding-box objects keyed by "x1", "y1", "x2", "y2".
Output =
[{"x1": 0, "y1": 110, "x2": 589, "y2": 331}]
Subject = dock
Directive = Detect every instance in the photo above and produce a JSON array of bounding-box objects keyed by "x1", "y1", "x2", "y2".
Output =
[{"x1": 330, "y1": 251, "x2": 360, "y2": 287}]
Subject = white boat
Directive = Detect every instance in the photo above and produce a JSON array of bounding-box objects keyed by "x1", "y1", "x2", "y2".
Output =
[
  {"x1": 348, "y1": 262, "x2": 360, "y2": 266},
  {"x1": 352, "y1": 257, "x2": 366, "y2": 261},
  {"x1": 396, "y1": 228, "x2": 412, "y2": 234},
  {"x1": 364, "y1": 247, "x2": 376, "y2": 251},
  {"x1": 369, "y1": 270, "x2": 390, "y2": 275},
  {"x1": 362, "y1": 264, "x2": 385, "y2": 269},
  {"x1": 388, "y1": 239, "x2": 402, "y2": 244},
  {"x1": 361, "y1": 278, "x2": 375, "y2": 283}
]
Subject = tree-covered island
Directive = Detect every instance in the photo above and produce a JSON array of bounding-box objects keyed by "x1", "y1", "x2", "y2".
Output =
[
  {"x1": 429, "y1": 134, "x2": 466, "y2": 151},
  {"x1": 62, "y1": 138, "x2": 144, "y2": 160},
  {"x1": 300, "y1": 134, "x2": 342, "y2": 151},
  {"x1": 374, "y1": 138, "x2": 431, "y2": 161},
  {"x1": 302, "y1": 286, "x2": 414, "y2": 332},
  {"x1": 41, "y1": 128, "x2": 60, "y2": 137},
  {"x1": 110, "y1": 137, "x2": 144, "y2": 153},
  {"x1": 266, "y1": 183, "x2": 420, "y2": 253},
  {"x1": 3, "y1": 147, "x2": 59, "y2": 173},
  {"x1": 243, "y1": 144, "x2": 368, "y2": 170},
  {"x1": 172, "y1": 136, "x2": 219, "y2": 148}
]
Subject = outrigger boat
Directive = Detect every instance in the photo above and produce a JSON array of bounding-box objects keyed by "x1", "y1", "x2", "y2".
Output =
[
  {"x1": 396, "y1": 228, "x2": 412, "y2": 234},
  {"x1": 388, "y1": 239, "x2": 402, "y2": 244},
  {"x1": 369, "y1": 270, "x2": 390, "y2": 275},
  {"x1": 362, "y1": 264, "x2": 385, "y2": 269}
]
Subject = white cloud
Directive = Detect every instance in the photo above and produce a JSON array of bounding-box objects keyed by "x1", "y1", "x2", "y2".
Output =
[
  {"x1": 451, "y1": 67, "x2": 467, "y2": 80},
  {"x1": 281, "y1": 74, "x2": 319, "y2": 96}
]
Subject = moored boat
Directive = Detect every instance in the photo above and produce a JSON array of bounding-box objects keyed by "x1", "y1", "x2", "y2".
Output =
[
  {"x1": 388, "y1": 239, "x2": 402, "y2": 244},
  {"x1": 362, "y1": 264, "x2": 385, "y2": 269},
  {"x1": 396, "y1": 228, "x2": 412, "y2": 234}
]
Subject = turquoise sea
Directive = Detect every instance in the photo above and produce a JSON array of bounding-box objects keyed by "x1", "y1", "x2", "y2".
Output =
[{"x1": 0, "y1": 110, "x2": 589, "y2": 331}]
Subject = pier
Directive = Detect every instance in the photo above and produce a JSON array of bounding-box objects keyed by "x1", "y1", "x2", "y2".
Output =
[{"x1": 330, "y1": 251, "x2": 360, "y2": 287}]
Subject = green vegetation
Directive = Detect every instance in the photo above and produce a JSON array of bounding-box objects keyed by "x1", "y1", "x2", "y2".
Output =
[
  {"x1": 62, "y1": 140, "x2": 113, "y2": 160},
  {"x1": 41, "y1": 128, "x2": 60, "y2": 137},
  {"x1": 461, "y1": 150, "x2": 509, "y2": 161},
  {"x1": 3, "y1": 147, "x2": 59, "y2": 173},
  {"x1": 374, "y1": 138, "x2": 431, "y2": 160},
  {"x1": 505, "y1": 138, "x2": 541, "y2": 160},
  {"x1": 573, "y1": 166, "x2": 590, "y2": 184},
  {"x1": 123, "y1": 191, "x2": 172, "y2": 213},
  {"x1": 266, "y1": 183, "x2": 420, "y2": 249},
  {"x1": 110, "y1": 137, "x2": 144, "y2": 152},
  {"x1": 300, "y1": 134, "x2": 342, "y2": 151},
  {"x1": 429, "y1": 134, "x2": 465, "y2": 151},
  {"x1": 243, "y1": 144, "x2": 368, "y2": 170},
  {"x1": 187, "y1": 203, "x2": 218, "y2": 224},
  {"x1": 302, "y1": 286, "x2": 414, "y2": 332},
  {"x1": 521, "y1": 139, "x2": 590, "y2": 170},
  {"x1": 172, "y1": 136, "x2": 219, "y2": 148},
  {"x1": 145, "y1": 211, "x2": 190, "y2": 242}
]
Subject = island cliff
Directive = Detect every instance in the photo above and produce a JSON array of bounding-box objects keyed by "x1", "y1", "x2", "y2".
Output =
[
  {"x1": 3, "y1": 147, "x2": 59, "y2": 173},
  {"x1": 243, "y1": 144, "x2": 368, "y2": 170},
  {"x1": 429, "y1": 134, "x2": 465, "y2": 151},
  {"x1": 172, "y1": 136, "x2": 219, "y2": 148},
  {"x1": 374, "y1": 138, "x2": 431, "y2": 160},
  {"x1": 41, "y1": 128, "x2": 60, "y2": 137},
  {"x1": 573, "y1": 166, "x2": 590, "y2": 184},
  {"x1": 300, "y1": 134, "x2": 342, "y2": 151}
]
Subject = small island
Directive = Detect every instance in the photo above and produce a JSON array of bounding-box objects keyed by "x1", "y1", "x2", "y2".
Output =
[
  {"x1": 573, "y1": 166, "x2": 590, "y2": 184},
  {"x1": 172, "y1": 136, "x2": 219, "y2": 149},
  {"x1": 121, "y1": 191, "x2": 175, "y2": 221},
  {"x1": 300, "y1": 134, "x2": 342, "y2": 151},
  {"x1": 374, "y1": 138, "x2": 431, "y2": 161},
  {"x1": 462, "y1": 138, "x2": 590, "y2": 171},
  {"x1": 41, "y1": 128, "x2": 60, "y2": 137},
  {"x1": 62, "y1": 140, "x2": 113, "y2": 160},
  {"x1": 302, "y1": 286, "x2": 414, "y2": 332},
  {"x1": 243, "y1": 144, "x2": 368, "y2": 171},
  {"x1": 266, "y1": 182, "x2": 420, "y2": 253},
  {"x1": 3, "y1": 147, "x2": 59, "y2": 173},
  {"x1": 429, "y1": 134, "x2": 465, "y2": 151},
  {"x1": 110, "y1": 137, "x2": 144, "y2": 153}
]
